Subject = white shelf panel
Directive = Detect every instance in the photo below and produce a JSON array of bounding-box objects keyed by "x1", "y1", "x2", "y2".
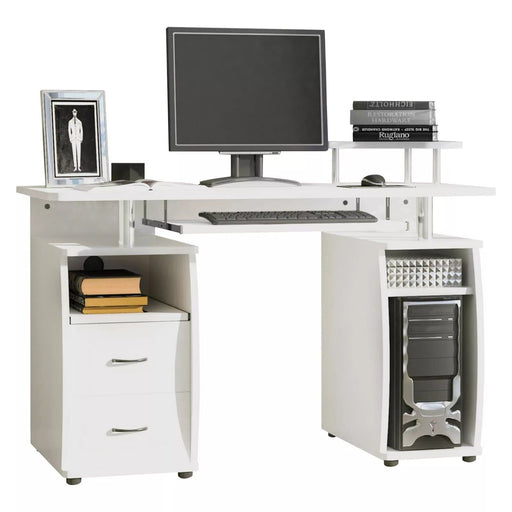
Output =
[
  {"x1": 384, "y1": 444, "x2": 480, "y2": 461},
  {"x1": 17, "y1": 182, "x2": 495, "y2": 202},
  {"x1": 69, "y1": 298, "x2": 189, "y2": 324},
  {"x1": 387, "y1": 286, "x2": 473, "y2": 297},
  {"x1": 341, "y1": 235, "x2": 483, "y2": 250},
  {"x1": 329, "y1": 141, "x2": 463, "y2": 150},
  {"x1": 149, "y1": 218, "x2": 409, "y2": 235},
  {"x1": 47, "y1": 235, "x2": 197, "y2": 256}
]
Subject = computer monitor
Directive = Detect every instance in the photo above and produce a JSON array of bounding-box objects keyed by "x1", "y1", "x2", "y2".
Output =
[{"x1": 166, "y1": 27, "x2": 328, "y2": 186}]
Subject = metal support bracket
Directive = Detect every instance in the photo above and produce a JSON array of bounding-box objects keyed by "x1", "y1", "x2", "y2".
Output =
[{"x1": 119, "y1": 200, "x2": 135, "y2": 247}]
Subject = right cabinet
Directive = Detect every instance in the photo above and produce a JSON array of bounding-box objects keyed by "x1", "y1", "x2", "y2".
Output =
[{"x1": 321, "y1": 233, "x2": 483, "y2": 465}]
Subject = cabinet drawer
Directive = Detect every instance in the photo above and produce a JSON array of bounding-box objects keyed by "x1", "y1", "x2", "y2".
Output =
[
  {"x1": 66, "y1": 322, "x2": 190, "y2": 396},
  {"x1": 63, "y1": 393, "x2": 193, "y2": 477}
]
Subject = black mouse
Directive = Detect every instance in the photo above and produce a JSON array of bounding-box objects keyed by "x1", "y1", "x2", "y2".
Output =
[{"x1": 361, "y1": 174, "x2": 386, "y2": 187}]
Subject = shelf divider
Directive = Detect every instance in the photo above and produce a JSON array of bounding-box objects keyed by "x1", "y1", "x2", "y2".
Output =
[
  {"x1": 387, "y1": 286, "x2": 473, "y2": 297},
  {"x1": 69, "y1": 297, "x2": 189, "y2": 324}
]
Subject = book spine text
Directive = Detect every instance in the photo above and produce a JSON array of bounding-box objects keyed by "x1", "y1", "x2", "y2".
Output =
[
  {"x1": 353, "y1": 125, "x2": 438, "y2": 133},
  {"x1": 353, "y1": 131, "x2": 439, "y2": 142},
  {"x1": 353, "y1": 101, "x2": 435, "y2": 110}
]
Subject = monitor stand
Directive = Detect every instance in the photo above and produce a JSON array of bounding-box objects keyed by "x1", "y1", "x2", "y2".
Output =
[{"x1": 200, "y1": 154, "x2": 301, "y2": 187}]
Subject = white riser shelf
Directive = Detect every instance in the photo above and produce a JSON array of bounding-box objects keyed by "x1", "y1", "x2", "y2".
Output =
[{"x1": 329, "y1": 141, "x2": 463, "y2": 150}]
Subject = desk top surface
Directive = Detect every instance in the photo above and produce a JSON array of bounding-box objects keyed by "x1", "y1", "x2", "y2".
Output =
[{"x1": 17, "y1": 182, "x2": 495, "y2": 202}]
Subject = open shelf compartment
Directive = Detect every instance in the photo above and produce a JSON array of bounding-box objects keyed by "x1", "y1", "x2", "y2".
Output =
[
  {"x1": 385, "y1": 247, "x2": 477, "y2": 297},
  {"x1": 66, "y1": 253, "x2": 194, "y2": 323}
]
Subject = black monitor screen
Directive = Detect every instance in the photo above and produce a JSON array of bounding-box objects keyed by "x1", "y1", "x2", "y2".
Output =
[{"x1": 167, "y1": 28, "x2": 328, "y2": 152}]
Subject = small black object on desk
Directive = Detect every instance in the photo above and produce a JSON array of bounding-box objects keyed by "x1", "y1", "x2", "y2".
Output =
[
  {"x1": 361, "y1": 174, "x2": 386, "y2": 187},
  {"x1": 111, "y1": 163, "x2": 145, "y2": 182}
]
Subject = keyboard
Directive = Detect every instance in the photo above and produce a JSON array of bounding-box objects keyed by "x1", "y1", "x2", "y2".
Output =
[{"x1": 198, "y1": 210, "x2": 378, "y2": 225}]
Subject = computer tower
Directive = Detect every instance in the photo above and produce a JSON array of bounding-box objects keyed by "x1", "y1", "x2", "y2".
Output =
[{"x1": 388, "y1": 297, "x2": 462, "y2": 450}]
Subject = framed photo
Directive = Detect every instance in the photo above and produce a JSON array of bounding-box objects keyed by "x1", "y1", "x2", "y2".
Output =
[{"x1": 41, "y1": 90, "x2": 109, "y2": 186}]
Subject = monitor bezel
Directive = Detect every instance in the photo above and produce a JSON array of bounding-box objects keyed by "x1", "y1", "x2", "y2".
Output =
[{"x1": 166, "y1": 27, "x2": 328, "y2": 152}]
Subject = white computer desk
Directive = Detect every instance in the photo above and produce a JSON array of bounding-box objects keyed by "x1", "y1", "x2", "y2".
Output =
[{"x1": 16, "y1": 141, "x2": 496, "y2": 483}]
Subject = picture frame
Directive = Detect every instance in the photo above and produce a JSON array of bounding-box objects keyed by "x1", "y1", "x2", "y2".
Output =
[{"x1": 41, "y1": 90, "x2": 109, "y2": 187}]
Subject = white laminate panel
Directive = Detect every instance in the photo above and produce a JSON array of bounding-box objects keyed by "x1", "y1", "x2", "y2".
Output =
[
  {"x1": 68, "y1": 298, "x2": 189, "y2": 324},
  {"x1": 329, "y1": 141, "x2": 463, "y2": 149},
  {"x1": 66, "y1": 322, "x2": 190, "y2": 396},
  {"x1": 321, "y1": 234, "x2": 389, "y2": 457},
  {"x1": 63, "y1": 393, "x2": 193, "y2": 477}
]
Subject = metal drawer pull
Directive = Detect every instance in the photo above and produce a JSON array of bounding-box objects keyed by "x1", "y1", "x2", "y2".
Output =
[
  {"x1": 110, "y1": 358, "x2": 148, "y2": 364},
  {"x1": 111, "y1": 427, "x2": 148, "y2": 433}
]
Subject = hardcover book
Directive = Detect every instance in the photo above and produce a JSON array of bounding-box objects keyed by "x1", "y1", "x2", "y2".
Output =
[
  {"x1": 350, "y1": 109, "x2": 436, "y2": 125},
  {"x1": 353, "y1": 101, "x2": 435, "y2": 110},
  {"x1": 353, "y1": 131, "x2": 438, "y2": 142},
  {"x1": 353, "y1": 125, "x2": 438, "y2": 133},
  {"x1": 68, "y1": 269, "x2": 142, "y2": 296},
  {"x1": 69, "y1": 291, "x2": 148, "y2": 307},
  {"x1": 70, "y1": 301, "x2": 144, "y2": 314}
]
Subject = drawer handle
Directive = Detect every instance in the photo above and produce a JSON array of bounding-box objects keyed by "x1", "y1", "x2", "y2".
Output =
[
  {"x1": 110, "y1": 358, "x2": 148, "y2": 364},
  {"x1": 111, "y1": 427, "x2": 148, "y2": 433}
]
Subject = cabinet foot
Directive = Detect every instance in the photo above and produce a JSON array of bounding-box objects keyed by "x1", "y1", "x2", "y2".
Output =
[
  {"x1": 327, "y1": 433, "x2": 336, "y2": 438},
  {"x1": 66, "y1": 478, "x2": 82, "y2": 485},
  {"x1": 384, "y1": 460, "x2": 399, "y2": 467},
  {"x1": 178, "y1": 471, "x2": 193, "y2": 479},
  {"x1": 463, "y1": 456, "x2": 477, "y2": 463}
]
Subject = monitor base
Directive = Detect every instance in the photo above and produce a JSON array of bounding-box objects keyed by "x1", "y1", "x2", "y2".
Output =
[{"x1": 200, "y1": 154, "x2": 300, "y2": 187}]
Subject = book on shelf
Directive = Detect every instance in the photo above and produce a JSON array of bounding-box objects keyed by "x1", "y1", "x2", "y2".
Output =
[
  {"x1": 353, "y1": 101, "x2": 435, "y2": 110},
  {"x1": 353, "y1": 131, "x2": 438, "y2": 142},
  {"x1": 353, "y1": 125, "x2": 438, "y2": 134},
  {"x1": 69, "y1": 291, "x2": 148, "y2": 307},
  {"x1": 68, "y1": 269, "x2": 142, "y2": 296},
  {"x1": 70, "y1": 301, "x2": 144, "y2": 314},
  {"x1": 350, "y1": 109, "x2": 436, "y2": 125}
]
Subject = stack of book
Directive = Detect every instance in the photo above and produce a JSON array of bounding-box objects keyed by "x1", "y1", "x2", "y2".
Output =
[
  {"x1": 350, "y1": 101, "x2": 438, "y2": 142},
  {"x1": 69, "y1": 269, "x2": 148, "y2": 314}
]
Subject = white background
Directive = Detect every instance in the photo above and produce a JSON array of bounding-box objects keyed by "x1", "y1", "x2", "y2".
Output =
[{"x1": 2, "y1": 1, "x2": 510, "y2": 510}]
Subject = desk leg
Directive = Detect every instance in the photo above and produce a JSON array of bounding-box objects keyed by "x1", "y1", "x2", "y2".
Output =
[{"x1": 331, "y1": 148, "x2": 340, "y2": 184}]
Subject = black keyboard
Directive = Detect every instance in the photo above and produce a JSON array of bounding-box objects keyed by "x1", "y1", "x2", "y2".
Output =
[{"x1": 199, "y1": 210, "x2": 378, "y2": 225}]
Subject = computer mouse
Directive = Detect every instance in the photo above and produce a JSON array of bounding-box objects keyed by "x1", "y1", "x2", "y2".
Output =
[{"x1": 361, "y1": 174, "x2": 386, "y2": 187}]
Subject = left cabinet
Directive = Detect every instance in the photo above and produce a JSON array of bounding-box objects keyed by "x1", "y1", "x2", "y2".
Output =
[{"x1": 28, "y1": 203, "x2": 199, "y2": 483}]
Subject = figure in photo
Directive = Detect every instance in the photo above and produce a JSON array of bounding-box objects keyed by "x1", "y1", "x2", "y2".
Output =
[{"x1": 68, "y1": 109, "x2": 83, "y2": 171}]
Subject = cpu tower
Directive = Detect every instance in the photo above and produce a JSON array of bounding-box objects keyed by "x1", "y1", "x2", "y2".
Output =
[{"x1": 388, "y1": 297, "x2": 463, "y2": 450}]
